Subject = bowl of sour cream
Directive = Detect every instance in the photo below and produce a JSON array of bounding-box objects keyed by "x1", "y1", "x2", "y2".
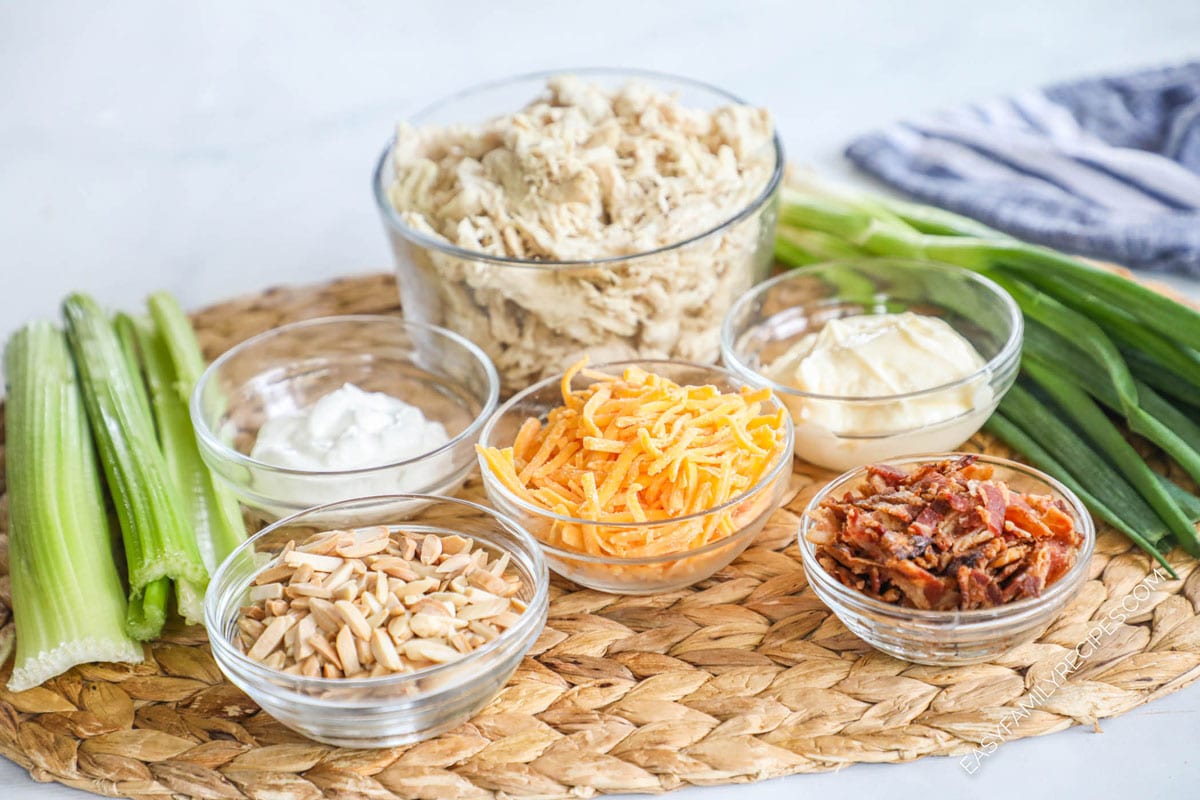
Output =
[
  {"x1": 191, "y1": 315, "x2": 499, "y2": 523},
  {"x1": 720, "y1": 260, "x2": 1022, "y2": 470}
]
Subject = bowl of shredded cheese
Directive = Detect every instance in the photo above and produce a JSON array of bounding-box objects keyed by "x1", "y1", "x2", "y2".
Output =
[{"x1": 476, "y1": 359, "x2": 794, "y2": 593}]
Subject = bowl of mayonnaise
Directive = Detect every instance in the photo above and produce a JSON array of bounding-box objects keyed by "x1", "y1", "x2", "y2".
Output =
[
  {"x1": 191, "y1": 315, "x2": 499, "y2": 524},
  {"x1": 720, "y1": 260, "x2": 1022, "y2": 470}
]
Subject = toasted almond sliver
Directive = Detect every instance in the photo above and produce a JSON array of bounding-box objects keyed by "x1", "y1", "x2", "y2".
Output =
[
  {"x1": 291, "y1": 562, "x2": 315, "y2": 585},
  {"x1": 396, "y1": 578, "x2": 439, "y2": 602},
  {"x1": 420, "y1": 534, "x2": 442, "y2": 565},
  {"x1": 323, "y1": 662, "x2": 343, "y2": 679},
  {"x1": 440, "y1": 535, "x2": 472, "y2": 555},
  {"x1": 286, "y1": 582, "x2": 333, "y2": 599},
  {"x1": 491, "y1": 611, "x2": 521, "y2": 629},
  {"x1": 371, "y1": 556, "x2": 420, "y2": 581},
  {"x1": 264, "y1": 598, "x2": 289, "y2": 618},
  {"x1": 335, "y1": 625, "x2": 360, "y2": 674},
  {"x1": 295, "y1": 615, "x2": 317, "y2": 660},
  {"x1": 403, "y1": 639, "x2": 460, "y2": 664},
  {"x1": 253, "y1": 564, "x2": 295, "y2": 585},
  {"x1": 238, "y1": 617, "x2": 266, "y2": 638},
  {"x1": 334, "y1": 599, "x2": 372, "y2": 641},
  {"x1": 284, "y1": 550, "x2": 343, "y2": 572},
  {"x1": 387, "y1": 614, "x2": 412, "y2": 643},
  {"x1": 489, "y1": 552, "x2": 511, "y2": 578},
  {"x1": 356, "y1": 634, "x2": 374, "y2": 666},
  {"x1": 307, "y1": 597, "x2": 340, "y2": 634},
  {"x1": 337, "y1": 527, "x2": 391, "y2": 558},
  {"x1": 459, "y1": 597, "x2": 511, "y2": 620},
  {"x1": 436, "y1": 553, "x2": 473, "y2": 574},
  {"x1": 324, "y1": 560, "x2": 356, "y2": 593},
  {"x1": 247, "y1": 615, "x2": 295, "y2": 662},
  {"x1": 371, "y1": 628, "x2": 403, "y2": 671},
  {"x1": 249, "y1": 582, "x2": 283, "y2": 602},
  {"x1": 333, "y1": 581, "x2": 358, "y2": 602},
  {"x1": 300, "y1": 655, "x2": 321, "y2": 677},
  {"x1": 298, "y1": 530, "x2": 341, "y2": 554},
  {"x1": 239, "y1": 604, "x2": 266, "y2": 621},
  {"x1": 308, "y1": 633, "x2": 341, "y2": 668}
]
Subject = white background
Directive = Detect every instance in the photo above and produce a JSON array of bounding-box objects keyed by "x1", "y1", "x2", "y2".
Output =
[{"x1": 2, "y1": 1, "x2": 1199, "y2": 798}]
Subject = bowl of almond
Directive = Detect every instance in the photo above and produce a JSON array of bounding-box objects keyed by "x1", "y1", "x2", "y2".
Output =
[{"x1": 204, "y1": 494, "x2": 549, "y2": 747}]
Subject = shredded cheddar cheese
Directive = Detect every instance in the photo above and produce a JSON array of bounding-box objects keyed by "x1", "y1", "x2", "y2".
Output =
[{"x1": 478, "y1": 360, "x2": 788, "y2": 558}]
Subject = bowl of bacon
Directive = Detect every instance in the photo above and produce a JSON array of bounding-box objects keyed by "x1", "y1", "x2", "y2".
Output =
[
  {"x1": 798, "y1": 453, "x2": 1094, "y2": 665},
  {"x1": 476, "y1": 359, "x2": 794, "y2": 594}
]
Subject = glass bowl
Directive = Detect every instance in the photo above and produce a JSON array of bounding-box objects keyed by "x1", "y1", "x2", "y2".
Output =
[
  {"x1": 721, "y1": 260, "x2": 1023, "y2": 471},
  {"x1": 797, "y1": 454, "x2": 1095, "y2": 665},
  {"x1": 204, "y1": 494, "x2": 549, "y2": 747},
  {"x1": 191, "y1": 315, "x2": 499, "y2": 524},
  {"x1": 373, "y1": 68, "x2": 785, "y2": 393},
  {"x1": 477, "y1": 360, "x2": 794, "y2": 594}
]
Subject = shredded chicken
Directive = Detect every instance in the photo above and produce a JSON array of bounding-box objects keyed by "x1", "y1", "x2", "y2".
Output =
[
  {"x1": 385, "y1": 76, "x2": 776, "y2": 390},
  {"x1": 807, "y1": 456, "x2": 1083, "y2": 610}
]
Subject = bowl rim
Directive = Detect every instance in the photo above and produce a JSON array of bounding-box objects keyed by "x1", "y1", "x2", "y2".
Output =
[
  {"x1": 720, "y1": 259, "x2": 1024, "y2": 403},
  {"x1": 797, "y1": 452, "x2": 1096, "y2": 623},
  {"x1": 190, "y1": 314, "x2": 501, "y2": 477},
  {"x1": 371, "y1": 66, "x2": 785, "y2": 269},
  {"x1": 204, "y1": 493, "x2": 549, "y2": 690},
  {"x1": 477, "y1": 358, "x2": 795, "y2": 564}
]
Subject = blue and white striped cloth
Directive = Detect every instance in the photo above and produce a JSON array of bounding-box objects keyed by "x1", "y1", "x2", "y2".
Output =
[{"x1": 845, "y1": 61, "x2": 1200, "y2": 275}]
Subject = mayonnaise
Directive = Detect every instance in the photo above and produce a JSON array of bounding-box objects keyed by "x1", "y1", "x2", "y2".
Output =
[
  {"x1": 250, "y1": 383, "x2": 451, "y2": 502},
  {"x1": 764, "y1": 312, "x2": 993, "y2": 469}
]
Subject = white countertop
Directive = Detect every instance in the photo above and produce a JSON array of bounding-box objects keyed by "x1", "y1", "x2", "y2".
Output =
[{"x1": 2, "y1": 1, "x2": 1199, "y2": 797}]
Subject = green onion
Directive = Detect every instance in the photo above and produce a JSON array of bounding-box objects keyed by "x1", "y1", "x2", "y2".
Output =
[
  {"x1": 1022, "y1": 360, "x2": 1200, "y2": 556},
  {"x1": 4, "y1": 322, "x2": 143, "y2": 690},
  {"x1": 63, "y1": 293, "x2": 208, "y2": 638},
  {"x1": 1020, "y1": 320, "x2": 1200, "y2": 486},
  {"x1": 999, "y1": 385, "x2": 1170, "y2": 547},
  {"x1": 135, "y1": 296, "x2": 246, "y2": 571}
]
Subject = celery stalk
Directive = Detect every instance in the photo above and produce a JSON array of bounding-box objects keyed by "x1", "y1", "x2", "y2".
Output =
[
  {"x1": 4, "y1": 322, "x2": 143, "y2": 690},
  {"x1": 134, "y1": 305, "x2": 245, "y2": 571},
  {"x1": 63, "y1": 294, "x2": 208, "y2": 637}
]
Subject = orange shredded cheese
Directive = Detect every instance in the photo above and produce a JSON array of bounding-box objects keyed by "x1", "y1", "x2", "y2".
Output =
[{"x1": 478, "y1": 360, "x2": 788, "y2": 558}]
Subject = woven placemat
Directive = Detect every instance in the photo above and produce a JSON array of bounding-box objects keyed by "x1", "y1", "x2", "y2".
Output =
[{"x1": 1, "y1": 272, "x2": 1199, "y2": 800}]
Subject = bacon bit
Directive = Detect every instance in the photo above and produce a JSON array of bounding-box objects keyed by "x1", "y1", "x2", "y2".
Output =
[
  {"x1": 808, "y1": 455, "x2": 1083, "y2": 610},
  {"x1": 478, "y1": 358, "x2": 787, "y2": 558}
]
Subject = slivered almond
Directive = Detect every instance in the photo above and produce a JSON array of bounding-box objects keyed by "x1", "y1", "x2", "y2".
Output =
[
  {"x1": 335, "y1": 625, "x2": 360, "y2": 674},
  {"x1": 323, "y1": 560, "x2": 356, "y2": 593},
  {"x1": 284, "y1": 550, "x2": 342, "y2": 572},
  {"x1": 249, "y1": 583, "x2": 283, "y2": 602},
  {"x1": 291, "y1": 562, "x2": 315, "y2": 585},
  {"x1": 285, "y1": 583, "x2": 333, "y2": 599},
  {"x1": 308, "y1": 634, "x2": 341, "y2": 668},
  {"x1": 308, "y1": 597, "x2": 340, "y2": 634},
  {"x1": 370, "y1": 556, "x2": 420, "y2": 581},
  {"x1": 420, "y1": 534, "x2": 442, "y2": 565},
  {"x1": 436, "y1": 553, "x2": 472, "y2": 574},
  {"x1": 247, "y1": 616, "x2": 295, "y2": 662},
  {"x1": 253, "y1": 564, "x2": 294, "y2": 585},
  {"x1": 237, "y1": 528, "x2": 527, "y2": 679},
  {"x1": 334, "y1": 600, "x2": 372, "y2": 641},
  {"x1": 403, "y1": 639, "x2": 459, "y2": 663},
  {"x1": 337, "y1": 527, "x2": 391, "y2": 558},
  {"x1": 371, "y1": 629, "x2": 403, "y2": 671}
]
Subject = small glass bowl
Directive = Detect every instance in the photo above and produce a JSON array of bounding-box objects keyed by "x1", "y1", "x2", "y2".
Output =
[
  {"x1": 477, "y1": 360, "x2": 794, "y2": 594},
  {"x1": 191, "y1": 315, "x2": 499, "y2": 524},
  {"x1": 204, "y1": 494, "x2": 549, "y2": 747},
  {"x1": 721, "y1": 260, "x2": 1022, "y2": 471},
  {"x1": 373, "y1": 68, "x2": 784, "y2": 393},
  {"x1": 798, "y1": 454, "x2": 1095, "y2": 665}
]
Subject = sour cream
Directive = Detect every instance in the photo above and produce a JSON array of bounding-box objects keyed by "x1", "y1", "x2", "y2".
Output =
[
  {"x1": 250, "y1": 383, "x2": 451, "y2": 504},
  {"x1": 764, "y1": 312, "x2": 993, "y2": 469}
]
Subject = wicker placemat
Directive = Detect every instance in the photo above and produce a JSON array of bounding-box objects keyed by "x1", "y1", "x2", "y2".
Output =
[{"x1": 1, "y1": 272, "x2": 1198, "y2": 800}]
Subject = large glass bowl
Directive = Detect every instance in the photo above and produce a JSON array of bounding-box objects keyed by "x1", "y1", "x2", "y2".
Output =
[
  {"x1": 204, "y1": 494, "x2": 549, "y2": 747},
  {"x1": 477, "y1": 360, "x2": 794, "y2": 594},
  {"x1": 373, "y1": 68, "x2": 785, "y2": 393},
  {"x1": 191, "y1": 315, "x2": 499, "y2": 524},
  {"x1": 721, "y1": 260, "x2": 1023, "y2": 470},
  {"x1": 798, "y1": 454, "x2": 1095, "y2": 665}
]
